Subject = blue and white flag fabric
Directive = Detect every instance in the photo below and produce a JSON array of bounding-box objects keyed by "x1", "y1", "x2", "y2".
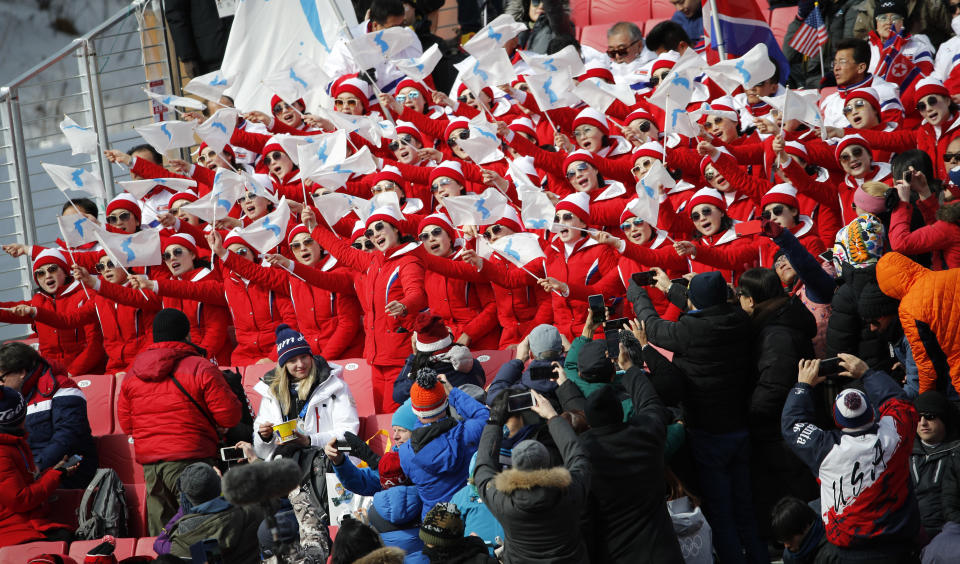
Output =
[
  {"x1": 95, "y1": 227, "x2": 162, "y2": 268},
  {"x1": 525, "y1": 71, "x2": 577, "y2": 111},
  {"x1": 454, "y1": 53, "x2": 516, "y2": 99},
  {"x1": 490, "y1": 232, "x2": 545, "y2": 268},
  {"x1": 237, "y1": 197, "x2": 291, "y2": 253},
  {"x1": 392, "y1": 44, "x2": 442, "y2": 82},
  {"x1": 458, "y1": 115, "x2": 504, "y2": 165},
  {"x1": 118, "y1": 177, "x2": 197, "y2": 200},
  {"x1": 632, "y1": 162, "x2": 672, "y2": 224},
  {"x1": 349, "y1": 27, "x2": 419, "y2": 70},
  {"x1": 520, "y1": 189, "x2": 555, "y2": 231},
  {"x1": 57, "y1": 214, "x2": 99, "y2": 248},
  {"x1": 196, "y1": 108, "x2": 240, "y2": 155},
  {"x1": 312, "y1": 192, "x2": 369, "y2": 227},
  {"x1": 519, "y1": 46, "x2": 585, "y2": 77},
  {"x1": 181, "y1": 169, "x2": 245, "y2": 223},
  {"x1": 762, "y1": 88, "x2": 823, "y2": 129},
  {"x1": 702, "y1": 43, "x2": 778, "y2": 94},
  {"x1": 142, "y1": 89, "x2": 207, "y2": 111},
  {"x1": 462, "y1": 14, "x2": 526, "y2": 58},
  {"x1": 41, "y1": 163, "x2": 108, "y2": 200},
  {"x1": 574, "y1": 78, "x2": 635, "y2": 113},
  {"x1": 296, "y1": 130, "x2": 349, "y2": 180},
  {"x1": 59, "y1": 115, "x2": 99, "y2": 156},
  {"x1": 240, "y1": 171, "x2": 278, "y2": 203},
  {"x1": 183, "y1": 69, "x2": 231, "y2": 102},
  {"x1": 262, "y1": 59, "x2": 330, "y2": 106},
  {"x1": 135, "y1": 120, "x2": 197, "y2": 153},
  {"x1": 442, "y1": 188, "x2": 510, "y2": 227},
  {"x1": 646, "y1": 49, "x2": 704, "y2": 111}
]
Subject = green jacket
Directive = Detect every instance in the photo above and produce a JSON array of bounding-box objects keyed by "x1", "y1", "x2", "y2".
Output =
[{"x1": 169, "y1": 499, "x2": 265, "y2": 564}]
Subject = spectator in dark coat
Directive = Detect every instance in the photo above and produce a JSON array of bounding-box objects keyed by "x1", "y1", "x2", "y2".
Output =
[
  {"x1": 771, "y1": 497, "x2": 826, "y2": 564},
  {"x1": 911, "y1": 391, "x2": 960, "y2": 538},
  {"x1": 0, "y1": 342, "x2": 97, "y2": 489},
  {"x1": 164, "y1": 0, "x2": 233, "y2": 77},
  {"x1": 921, "y1": 453, "x2": 960, "y2": 564},
  {"x1": 555, "y1": 349, "x2": 683, "y2": 563},
  {"x1": 487, "y1": 324, "x2": 564, "y2": 404},
  {"x1": 629, "y1": 272, "x2": 769, "y2": 564},
  {"x1": 393, "y1": 315, "x2": 486, "y2": 406},
  {"x1": 474, "y1": 389, "x2": 591, "y2": 563}
]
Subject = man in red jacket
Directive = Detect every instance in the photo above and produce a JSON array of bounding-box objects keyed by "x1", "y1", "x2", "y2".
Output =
[{"x1": 118, "y1": 308, "x2": 241, "y2": 535}]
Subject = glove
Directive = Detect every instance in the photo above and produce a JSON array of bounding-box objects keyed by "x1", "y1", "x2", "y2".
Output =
[
  {"x1": 761, "y1": 218, "x2": 783, "y2": 239},
  {"x1": 488, "y1": 391, "x2": 510, "y2": 426},
  {"x1": 343, "y1": 431, "x2": 381, "y2": 470},
  {"x1": 626, "y1": 279, "x2": 648, "y2": 307}
]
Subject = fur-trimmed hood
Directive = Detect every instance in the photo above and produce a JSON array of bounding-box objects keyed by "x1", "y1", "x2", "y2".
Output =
[
  {"x1": 493, "y1": 466, "x2": 572, "y2": 494},
  {"x1": 353, "y1": 546, "x2": 406, "y2": 564}
]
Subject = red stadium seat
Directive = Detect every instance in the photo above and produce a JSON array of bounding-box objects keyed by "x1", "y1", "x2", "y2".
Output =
[
  {"x1": 0, "y1": 541, "x2": 68, "y2": 562},
  {"x1": 134, "y1": 536, "x2": 159, "y2": 558},
  {"x1": 819, "y1": 86, "x2": 837, "y2": 103},
  {"x1": 474, "y1": 350, "x2": 515, "y2": 387},
  {"x1": 125, "y1": 483, "x2": 149, "y2": 538},
  {"x1": 651, "y1": 0, "x2": 676, "y2": 19},
  {"x1": 589, "y1": 0, "x2": 650, "y2": 26},
  {"x1": 579, "y1": 24, "x2": 611, "y2": 52},
  {"x1": 242, "y1": 363, "x2": 275, "y2": 413},
  {"x1": 71, "y1": 374, "x2": 115, "y2": 436},
  {"x1": 570, "y1": 0, "x2": 591, "y2": 28},
  {"x1": 644, "y1": 17, "x2": 671, "y2": 34},
  {"x1": 112, "y1": 373, "x2": 126, "y2": 435},
  {"x1": 69, "y1": 538, "x2": 136, "y2": 561},
  {"x1": 337, "y1": 358, "x2": 376, "y2": 417},
  {"x1": 47, "y1": 489, "x2": 85, "y2": 531},
  {"x1": 361, "y1": 413, "x2": 396, "y2": 455},
  {"x1": 769, "y1": 5, "x2": 798, "y2": 47},
  {"x1": 96, "y1": 434, "x2": 143, "y2": 484}
]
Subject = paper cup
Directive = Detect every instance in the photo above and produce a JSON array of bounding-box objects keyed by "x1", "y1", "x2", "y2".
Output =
[{"x1": 273, "y1": 420, "x2": 298, "y2": 444}]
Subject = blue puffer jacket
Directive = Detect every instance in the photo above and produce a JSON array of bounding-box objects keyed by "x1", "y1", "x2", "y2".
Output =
[
  {"x1": 486, "y1": 359, "x2": 560, "y2": 404},
  {"x1": 398, "y1": 388, "x2": 489, "y2": 518},
  {"x1": 449, "y1": 453, "x2": 504, "y2": 554}
]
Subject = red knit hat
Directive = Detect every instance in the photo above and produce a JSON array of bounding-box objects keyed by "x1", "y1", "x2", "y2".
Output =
[
  {"x1": 333, "y1": 211, "x2": 360, "y2": 239},
  {"x1": 632, "y1": 141, "x2": 664, "y2": 162},
  {"x1": 760, "y1": 183, "x2": 799, "y2": 210},
  {"x1": 372, "y1": 165, "x2": 405, "y2": 189},
  {"x1": 687, "y1": 187, "x2": 726, "y2": 213},
  {"x1": 443, "y1": 118, "x2": 470, "y2": 142},
  {"x1": 223, "y1": 228, "x2": 256, "y2": 252},
  {"x1": 162, "y1": 232, "x2": 198, "y2": 256},
  {"x1": 625, "y1": 108, "x2": 656, "y2": 126},
  {"x1": 332, "y1": 75, "x2": 372, "y2": 114},
  {"x1": 650, "y1": 51, "x2": 679, "y2": 76},
  {"x1": 577, "y1": 61, "x2": 615, "y2": 84},
  {"x1": 572, "y1": 107, "x2": 609, "y2": 136},
  {"x1": 843, "y1": 87, "x2": 881, "y2": 116},
  {"x1": 562, "y1": 149, "x2": 597, "y2": 175},
  {"x1": 783, "y1": 141, "x2": 808, "y2": 161},
  {"x1": 395, "y1": 120, "x2": 423, "y2": 144},
  {"x1": 697, "y1": 97, "x2": 739, "y2": 122},
  {"x1": 409, "y1": 367, "x2": 448, "y2": 419},
  {"x1": 556, "y1": 192, "x2": 591, "y2": 224},
  {"x1": 378, "y1": 451, "x2": 410, "y2": 489},
  {"x1": 395, "y1": 78, "x2": 430, "y2": 102},
  {"x1": 834, "y1": 134, "x2": 872, "y2": 162},
  {"x1": 456, "y1": 82, "x2": 494, "y2": 102},
  {"x1": 914, "y1": 77, "x2": 950, "y2": 101},
  {"x1": 414, "y1": 312, "x2": 453, "y2": 352},
  {"x1": 365, "y1": 205, "x2": 404, "y2": 231},
  {"x1": 107, "y1": 193, "x2": 142, "y2": 224},
  {"x1": 429, "y1": 161, "x2": 466, "y2": 187},
  {"x1": 198, "y1": 141, "x2": 235, "y2": 160},
  {"x1": 287, "y1": 223, "x2": 311, "y2": 244},
  {"x1": 699, "y1": 147, "x2": 733, "y2": 177},
  {"x1": 261, "y1": 135, "x2": 287, "y2": 159},
  {"x1": 33, "y1": 248, "x2": 70, "y2": 275},
  {"x1": 482, "y1": 204, "x2": 524, "y2": 234},
  {"x1": 167, "y1": 191, "x2": 198, "y2": 209},
  {"x1": 350, "y1": 217, "x2": 366, "y2": 241},
  {"x1": 508, "y1": 117, "x2": 537, "y2": 139},
  {"x1": 270, "y1": 94, "x2": 305, "y2": 113},
  {"x1": 619, "y1": 199, "x2": 642, "y2": 224},
  {"x1": 418, "y1": 213, "x2": 456, "y2": 241}
]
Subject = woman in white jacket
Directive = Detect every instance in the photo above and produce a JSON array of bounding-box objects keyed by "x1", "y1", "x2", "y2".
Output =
[{"x1": 253, "y1": 324, "x2": 360, "y2": 460}]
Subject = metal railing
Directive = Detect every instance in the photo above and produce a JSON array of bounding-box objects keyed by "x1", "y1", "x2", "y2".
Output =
[{"x1": 0, "y1": 0, "x2": 179, "y2": 341}]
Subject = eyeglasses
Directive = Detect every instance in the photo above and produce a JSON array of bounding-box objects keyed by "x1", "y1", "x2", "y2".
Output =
[
  {"x1": 364, "y1": 221, "x2": 388, "y2": 239},
  {"x1": 839, "y1": 146, "x2": 865, "y2": 163},
  {"x1": 163, "y1": 248, "x2": 185, "y2": 262},
  {"x1": 236, "y1": 191, "x2": 258, "y2": 204},
  {"x1": 649, "y1": 72, "x2": 669, "y2": 88},
  {"x1": 396, "y1": 91, "x2": 421, "y2": 103},
  {"x1": 573, "y1": 126, "x2": 597, "y2": 139},
  {"x1": 447, "y1": 130, "x2": 469, "y2": 148},
  {"x1": 761, "y1": 205, "x2": 787, "y2": 220},
  {"x1": 95, "y1": 260, "x2": 116, "y2": 273},
  {"x1": 33, "y1": 265, "x2": 60, "y2": 278},
  {"x1": 553, "y1": 212, "x2": 575, "y2": 222},
  {"x1": 234, "y1": 248, "x2": 251, "y2": 257},
  {"x1": 634, "y1": 121, "x2": 653, "y2": 133},
  {"x1": 916, "y1": 96, "x2": 942, "y2": 113},
  {"x1": 272, "y1": 101, "x2": 294, "y2": 115},
  {"x1": 919, "y1": 411, "x2": 940, "y2": 421},
  {"x1": 418, "y1": 227, "x2": 444, "y2": 241},
  {"x1": 875, "y1": 13, "x2": 903, "y2": 23},
  {"x1": 774, "y1": 256, "x2": 791, "y2": 269},
  {"x1": 482, "y1": 225, "x2": 505, "y2": 239},
  {"x1": 106, "y1": 211, "x2": 132, "y2": 225},
  {"x1": 690, "y1": 207, "x2": 714, "y2": 221},
  {"x1": 707, "y1": 117, "x2": 726, "y2": 127},
  {"x1": 620, "y1": 218, "x2": 645, "y2": 231},
  {"x1": 263, "y1": 151, "x2": 285, "y2": 166},
  {"x1": 606, "y1": 39, "x2": 641, "y2": 59},
  {"x1": 431, "y1": 178, "x2": 454, "y2": 193},
  {"x1": 566, "y1": 162, "x2": 591, "y2": 178},
  {"x1": 352, "y1": 239, "x2": 376, "y2": 250},
  {"x1": 943, "y1": 152, "x2": 960, "y2": 163},
  {"x1": 388, "y1": 134, "x2": 417, "y2": 151},
  {"x1": 842, "y1": 99, "x2": 868, "y2": 115},
  {"x1": 631, "y1": 159, "x2": 655, "y2": 177},
  {"x1": 457, "y1": 93, "x2": 476, "y2": 104},
  {"x1": 334, "y1": 98, "x2": 360, "y2": 108},
  {"x1": 289, "y1": 238, "x2": 315, "y2": 251},
  {"x1": 704, "y1": 171, "x2": 719, "y2": 182},
  {"x1": 371, "y1": 182, "x2": 398, "y2": 194},
  {"x1": 516, "y1": 83, "x2": 530, "y2": 92}
]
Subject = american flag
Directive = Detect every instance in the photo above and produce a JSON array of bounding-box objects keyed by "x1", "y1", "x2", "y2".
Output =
[{"x1": 788, "y1": 5, "x2": 828, "y2": 58}]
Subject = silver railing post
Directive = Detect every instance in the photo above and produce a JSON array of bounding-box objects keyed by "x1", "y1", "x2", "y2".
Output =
[
  {"x1": 2, "y1": 88, "x2": 38, "y2": 301},
  {"x1": 77, "y1": 39, "x2": 116, "y2": 197}
]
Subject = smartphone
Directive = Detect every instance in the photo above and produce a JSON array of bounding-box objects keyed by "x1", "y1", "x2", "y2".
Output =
[
  {"x1": 735, "y1": 220, "x2": 764, "y2": 236},
  {"x1": 819, "y1": 249, "x2": 834, "y2": 263},
  {"x1": 630, "y1": 270, "x2": 656, "y2": 287},
  {"x1": 529, "y1": 364, "x2": 555, "y2": 381},
  {"x1": 507, "y1": 391, "x2": 535, "y2": 412},
  {"x1": 604, "y1": 328, "x2": 622, "y2": 358},
  {"x1": 604, "y1": 317, "x2": 629, "y2": 331},
  {"x1": 65, "y1": 454, "x2": 83, "y2": 468},
  {"x1": 587, "y1": 294, "x2": 606, "y2": 324},
  {"x1": 219, "y1": 447, "x2": 244, "y2": 462},
  {"x1": 819, "y1": 357, "x2": 842, "y2": 376},
  {"x1": 903, "y1": 171, "x2": 913, "y2": 183},
  {"x1": 335, "y1": 439, "x2": 353, "y2": 453}
]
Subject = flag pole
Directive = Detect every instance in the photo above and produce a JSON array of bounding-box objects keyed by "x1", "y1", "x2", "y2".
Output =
[
  {"x1": 815, "y1": 3, "x2": 826, "y2": 81},
  {"x1": 708, "y1": 0, "x2": 726, "y2": 59}
]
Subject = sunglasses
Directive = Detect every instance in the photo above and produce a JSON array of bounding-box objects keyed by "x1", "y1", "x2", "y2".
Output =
[
  {"x1": 431, "y1": 178, "x2": 454, "y2": 193},
  {"x1": 482, "y1": 224, "x2": 505, "y2": 239},
  {"x1": 371, "y1": 182, "x2": 399, "y2": 194},
  {"x1": 649, "y1": 73, "x2": 669, "y2": 88},
  {"x1": 919, "y1": 411, "x2": 940, "y2": 420},
  {"x1": 236, "y1": 191, "x2": 259, "y2": 203},
  {"x1": 943, "y1": 152, "x2": 960, "y2": 163},
  {"x1": 289, "y1": 238, "x2": 315, "y2": 251},
  {"x1": 634, "y1": 120, "x2": 653, "y2": 133},
  {"x1": 352, "y1": 240, "x2": 376, "y2": 250},
  {"x1": 516, "y1": 83, "x2": 530, "y2": 92},
  {"x1": 761, "y1": 205, "x2": 787, "y2": 220},
  {"x1": 364, "y1": 221, "x2": 388, "y2": 239},
  {"x1": 707, "y1": 116, "x2": 726, "y2": 127},
  {"x1": 272, "y1": 101, "x2": 295, "y2": 115},
  {"x1": 566, "y1": 162, "x2": 591, "y2": 178},
  {"x1": 234, "y1": 248, "x2": 251, "y2": 257},
  {"x1": 418, "y1": 227, "x2": 445, "y2": 241},
  {"x1": 457, "y1": 93, "x2": 476, "y2": 103},
  {"x1": 388, "y1": 134, "x2": 417, "y2": 151},
  {"x1": 106, "y1": 211, "x2": 132, "y2": 225},
  {"x1": 95, "y1": 260, "x2": 116, "y2": 273},
  {"x1": 620, "y1": 218, "x2": 645, "y2": 231},
  {"x1": 690, "y1": 207, "x2": 714, "y2": 221},
  {"x1": 916, "y1": 95, "x2": 942, "y2": 112},
  {"x1": 553, "y1": 212, "x2": 575, "y2": 222},
  {"x1": 573, "y1": 126, "x2": 597, "y2": 139},
  {"x1": 263, "y1": 150, "x2": 285, "y2": 166},
  {"x1": 842, "y1": 99, "x2": 868, "y2": 115},
  {"x1": 606, "y1": 39, "x2": 641, "y2": 59},
  {"x1": 447, "y1": 130, "x2": 469, "y2": 148},
  {"x1": 704, "y1": 171, "x2": 719, "y2": 182},
  {"x1": 839, "y1": 146, "x2": 865, "y2": 162},
  {"x1": 163, "y1": 247, "x2": 185, "y2": 262},
  {"x1": 396, "y1": 91, "x2": 421, "y2": 103},
  {"x1": 334, "y1": 98, "x2": 360, "y2": 108},
  {"x1": 33, "y1": 265, "x2": 60, "y2": 278}
]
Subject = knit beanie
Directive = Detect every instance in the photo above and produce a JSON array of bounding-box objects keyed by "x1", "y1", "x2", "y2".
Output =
[
  {"x1": 419, "y1": 503, "x2": 464, "y2": 547},
  {"x1": 106, "y1": 193, "x2": 143, "y2": 224},
  {"x1": 585, "y1": 384, "x2": 624, "y2": 428},
  {"x1": 512, "y1": 439, "x2": 551, "y2": 470},
  {"x1": 0, "y1": 386, "x2": 26, "y2": 427},
  {"x1": 833, "y1": 214, "x2": 886, "y2": 268},
  {"x1": 179, "y1": 462, "x2": 221, "y2": 505},
  {"x1": 414, "y1": 313, "x2": 454, "y2": 353},
  {"x1": 578, "y1": 340, "x2": 614, "y2": 383},
  {"x1": 410, "y1": 367, "x2": 448, "y2": 419},
  {"x1": 391, "y1": 399, "x2": 417, "y2": 431},
  {"x1": 916, "y1": 391, "x2": 953, "y2": 420},
  {"x1": 857, "y1": 282, "x2": 899, "y2": 320},
  {"x1": 833, "y1": 388, "x2": 875, "y2": 433},
  {"x1": 687, "y1": 271, "x2": 728, "y2": 309},
  {"x1": 378, "y1": 451, "x2": 410, "y2": 489},
  {"x1": 152, "y1": 308, "x2": 191, "y2": 343},
  {"x1": 528, "y1": 324, "x2": 562, "y2": 358},
  {"x1": 875, "y1": 0, "x2": 907, "y2": 18},
  {"x1": 914, "y1": 77, "x2": 950, "y2": 101},
  {"x1": 834, "y1": 135, "x2": 873, "y2": 164},
  {"x1": 275, "y1": 323, "x2": 312, "y2": 366},
  {"x1": 32, "y1": 248, "x2": 70, "y2": 275}
]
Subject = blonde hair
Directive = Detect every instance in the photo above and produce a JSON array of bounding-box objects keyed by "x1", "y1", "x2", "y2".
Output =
[
  {"x1": 270, "y1": 358, "x2": 318, "y2": 415},
  {"x1": 860, "y1": 181, "x2": 888, "y2": 198}
]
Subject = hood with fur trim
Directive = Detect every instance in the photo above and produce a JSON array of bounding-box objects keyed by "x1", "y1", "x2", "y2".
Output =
[
  {"x1": 493, "y1": 466, "x2": 572, "y2": 494},
  {"x1": 354, "y1": 546, "x2": 406, "y2": 564}
]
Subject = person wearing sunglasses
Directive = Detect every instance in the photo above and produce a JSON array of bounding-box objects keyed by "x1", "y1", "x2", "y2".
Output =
[
  {"x1": 429, "y1": 162, "x2": 469, "y2": 210},
  {"x1": 561, "y1": 151, "x2": 630, "y2": 218},
  {"x1": 393, "y1": 78, "x2": 432, "y2": 116},
  {"x1": 868, "y1": 1, "x2": 935, "y2": 80},
  {"x1": 0, "y1": 249, "x2": 106, "y2": 377},
  {"x1": 698, "y1": 99, "x2": 743, "y2": 145},
  {"x1": 167, "y1": 191, "x2": 204, "y2": 229},
  {"x1": 3, "y1": 199, "x2": 102, "y2": 263},
  {"x1": 755, "y1": 184, "x2": 825, "y2": 268},
  {"x1": 286, "y1": 206, "x2": 427, "y2": 413},
  {"x1": 104, "y1": 194, "x2": 142, "y2": 235},
  {"x1": 840, "y1": 88, "x2": 883, "y2": 130},
  {"x1": 910, "y1": 390, "x2": 960, "y2": 540},
  {"x1": 622, "y1": 108, "x2": 660, "y2": 147},
  {"x1": 332, "y1": 76, "x2": 372, "y2": 116},
  {"x1": 672, "y1": 188, "x2": 758, "y2": 281},
  {"x1": 259, "y1": 139, "x2": 299, "y2": 189},
  {"x1": 269, "y1": 94, "x2": 307, "y2": 130},
  {"x1": 368, "y1": 165, "x2": 427, "y2": 216}
]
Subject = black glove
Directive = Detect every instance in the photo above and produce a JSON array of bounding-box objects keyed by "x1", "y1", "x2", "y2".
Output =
[
  {"x1": 626, "y1": 279, "x2": 648, "y2": 307},
  {"x1": 343, "y1": 431, "x2": 381, "y2": 470},
  {"x1": 488, "y1": 391, "x2": 510, "y2": 426}
]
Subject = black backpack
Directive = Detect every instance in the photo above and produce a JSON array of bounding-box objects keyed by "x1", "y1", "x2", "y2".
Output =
[{"x1": 76, "y1": 468, "x2": 129, "y2": 539}]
